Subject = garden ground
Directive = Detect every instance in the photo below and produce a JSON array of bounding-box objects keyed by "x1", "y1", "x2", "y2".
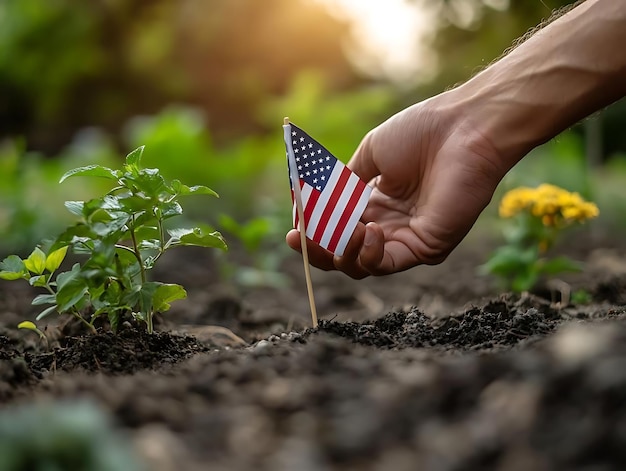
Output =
[{"x1": 3, "y1": 227, "x2": 626, "y2": 470}]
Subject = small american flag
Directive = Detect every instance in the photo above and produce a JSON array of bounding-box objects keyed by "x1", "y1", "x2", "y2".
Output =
[{"x1": 283, "y1": 122, "x2": 371, "y2": 256}]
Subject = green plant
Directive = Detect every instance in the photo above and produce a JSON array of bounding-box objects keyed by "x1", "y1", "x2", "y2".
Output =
[
  {"x1": 0, "y1": 401, "x2": 142, "y2": 471},
  {"x1": 480, "y1": 183, "x2": 599, "y2": 292},
  {"x1": 17, "y1": 320, "x2": 49, "y2": 348},
  {"x1": 0, "y1": 146, "x2": 227, "y2": 333},
  {"x1": 218, "y1": 213, "x2": 290, "y2": 288},
  {"x1": 571, "y1": 288, "x2": 593, "y2": 305}
]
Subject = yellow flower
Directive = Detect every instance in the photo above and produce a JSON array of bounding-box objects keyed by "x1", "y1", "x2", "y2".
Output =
[
  {"x1": 499, "y1": 187, "x2": 535, "y2": 218},
  {"x1": 499, "y1": 184, "x2": 599, "y2": 226}
]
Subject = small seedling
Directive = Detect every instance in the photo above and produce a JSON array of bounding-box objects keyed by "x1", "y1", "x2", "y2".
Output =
[
  {"x1": 17, "y1": 320, "x2": 49, "y2": 348},
  {"x1": 481, "y1": 183, "x2": 599, "y2": 292},
  {"x1": 0, "y1": 146, "x2": 227, "y2": 333}
]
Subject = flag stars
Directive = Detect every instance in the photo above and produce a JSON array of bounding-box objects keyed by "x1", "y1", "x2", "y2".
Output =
[{"x1": 287, "y1": 127, "x2": 343, "y2": 193}]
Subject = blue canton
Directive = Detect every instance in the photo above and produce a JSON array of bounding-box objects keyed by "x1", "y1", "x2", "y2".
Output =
[{"x1": 289, "y1": 125, "x2": 335, "y2": 191}]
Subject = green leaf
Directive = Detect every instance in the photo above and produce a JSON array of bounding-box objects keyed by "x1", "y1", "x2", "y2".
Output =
[
  {"x1": 56, "y1": 280, "x2": 88, "y2": 312},
  {"x1": 138, "y1": 239, "x2": 161, "y2": 251},
  {"x1": 152, "y1": 283, "x2": 186, "y2": 313},
  {"x1": 160, "y1": 201, "x2": 183, "y2": 219},
  {"x1": 117, "y1": 194, "x2": 153, "y2": 213},
  {"x1": 29, "y1": 274, "x2": 49, "y2": 287},
  {"x1": 171, "y1": 180, "x2": 218, "y2": 197},
  {"x1": 59, "y1": 165, "x2": 119, "y2": 183},
  {"x1": 45, "y1": 246, "x2": 68, "y2": 273},
  {"x1": 51, "y1": 224, "x2": 94, "y2": 251},
  {"x1": 64, "y1": 200, "x2": 85, "y2": 216},
  {"x1": 479, "y1": 246, "x2": 537, "y2": 277},
  {"x1": 32, "y1": 294, "x2": 56, "y2": 305},
  {"x1": 18, "y1": 321, "x2": 38, "y2": 331},
  {"x1": 538, "y1": 256, "x2": 584, "y2": 276},
  {"x1": 138, "y1": 283, "x2": 156, "y2": 317},
  {"x1": 91, "y1": 214, "x2": 130, "y2": 238},
  {"x1": 125, "y1": 146, "x2": 145, "y2": 171},
  {"x1": 36, "y1": 305, "x2": 59, "y2": 321},
  {"x1": 124, "y1": 170, "x2": 167, "y2": 199},
  {"x1": 55, "y1": 264, "x2": 88, "y2": 312},
  {"x1": 18, "y1": 321, "x2": 46, "y2": 338},
  {"x1": 512, "y1": 272, "x2": 539, "y2": 293},
  {"x1": 0, "y1": 255, "x2": 27, "y2": 280},
  {"x1": 220, "y1": 215, "x2": 270, "y2": 253},
  {"x1": 166, "y1": 226, "x2": 227, "y2": 251},
  {"x1": 108, "y1": 310, "x2": 121, "y2": 333},
  {"x1": 24, "y1": 247, "x2": 47, "y2": 275},
  {"x1": 134, "y1": 226, "x2": 160, "y2": 241}
]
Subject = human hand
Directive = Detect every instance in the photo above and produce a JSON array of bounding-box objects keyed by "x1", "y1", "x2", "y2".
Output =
[{"x1": 286, "y1": 92, "x2": 510, "y2": 278}]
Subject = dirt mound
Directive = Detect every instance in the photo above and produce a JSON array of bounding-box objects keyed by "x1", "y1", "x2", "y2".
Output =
[
  {"x1": 317, "y1": 294, "x2": 564, "y2": 351},
  {"x1": 25, "y1": 329, "x2": 206, "y2": 376}
]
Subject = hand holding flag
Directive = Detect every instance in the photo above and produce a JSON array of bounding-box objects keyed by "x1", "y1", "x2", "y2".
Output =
[{"x1": 283, "y1": 122, "x2": 372, "y2": 257}]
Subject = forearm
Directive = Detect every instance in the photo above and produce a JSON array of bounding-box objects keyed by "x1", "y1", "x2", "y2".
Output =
[{"x1": 451, "y1": 0, "x2": 626, "y2": 171}]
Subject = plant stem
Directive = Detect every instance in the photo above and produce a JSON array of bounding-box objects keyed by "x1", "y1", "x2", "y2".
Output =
[
  {"x1": 71, "y1": 309, "x2": 97, "y2": 334},
  {"x1": 129, "y1": 217, "x2": 153, "y2": 333},
  {"x1": 129, "y1": 221, "x2": 146, "y2": 285},
  {"x1": 43, "y1": 282, "x2": 96, "y2": 334}
]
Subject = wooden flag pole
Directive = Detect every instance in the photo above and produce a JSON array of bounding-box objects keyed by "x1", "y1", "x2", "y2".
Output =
[{"x1": 284, "y1": 117, "x2": 318, "y2": 327}]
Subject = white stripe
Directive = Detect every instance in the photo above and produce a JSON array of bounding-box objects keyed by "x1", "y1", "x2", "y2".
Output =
[
  {"x1": 333, "y1": 184, "x2": 372, "y2": 256},
  {"x1": 284, "y1": 124, "x2": 307, "y2": 234},
  {"x1": 319, "y1": 172, "x2": 360, "y2": 248},
  {"x1": 305, "y1": 162, "x2": 344, "y2": 239},
  {"x1": 293, "y1": 185, "x2": 314, "y2": 228}
]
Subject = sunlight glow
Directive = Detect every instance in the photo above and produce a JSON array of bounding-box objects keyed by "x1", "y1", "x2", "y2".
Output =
[{"x1": 312, "y1": 0, "x2": 437, "y2": 85}]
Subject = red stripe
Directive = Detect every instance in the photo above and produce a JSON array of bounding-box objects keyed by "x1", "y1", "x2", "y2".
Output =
[
  {"x1": 327, "y1": 179, "x2": 366, "y2": 252},
  {"x1": 292, "y1": 180, "x2": 305, "y2": 227},
  {"x1": 303, "y1": 189, "x2": 321, "y2": 227},
  {"x1": 295, "y1": 186, "x2": 322, "y2": 230},
  {"x1": 312, "y1": 166, "x2": 351, "y2": 243}
]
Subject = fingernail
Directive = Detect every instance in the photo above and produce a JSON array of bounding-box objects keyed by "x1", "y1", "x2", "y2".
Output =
[{"x1": 364, "y1": 227, "x2": 375, "y2": 247}]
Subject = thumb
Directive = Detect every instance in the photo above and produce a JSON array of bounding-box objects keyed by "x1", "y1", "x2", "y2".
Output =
[{"x1": 347, "y1": 131, "x2": 380, "y2": 184}]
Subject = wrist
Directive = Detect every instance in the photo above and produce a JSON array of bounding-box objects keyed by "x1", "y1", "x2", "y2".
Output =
[{"x1": 444, "y1": 0, "x2": 626, "y2": 173}]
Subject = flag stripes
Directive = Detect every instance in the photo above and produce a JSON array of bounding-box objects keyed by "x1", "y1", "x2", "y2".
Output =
[{"x1": 284, "y1": 122, "x2": 372, "y2": 256}]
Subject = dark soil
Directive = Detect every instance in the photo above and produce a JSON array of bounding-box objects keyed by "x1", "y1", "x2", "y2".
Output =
[{"x1": 3, "y1": 231, "x2": 626, "y2": 470}]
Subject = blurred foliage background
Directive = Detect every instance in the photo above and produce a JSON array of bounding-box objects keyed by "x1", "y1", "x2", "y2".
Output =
[{"x1": 1, "y1": 0, "x2": 625, "y2": 271}]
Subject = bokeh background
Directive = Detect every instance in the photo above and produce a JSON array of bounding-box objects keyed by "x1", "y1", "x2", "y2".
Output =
[{"x1": 1, "y1": 0, "x2": 625, "y2": 280}]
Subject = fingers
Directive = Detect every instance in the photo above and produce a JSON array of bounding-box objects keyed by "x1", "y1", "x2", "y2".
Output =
[
  {"x1": 358, "y1": 222, "x2": 385, "y2": 273},
  {"x1": 285, "y1": 229, "x2": 336, "y2": 271},
  {"x1": 286, "y1": 223, "x2": 390, "y2": 279},
  {"x1": 332, "y1": 223, "x2": 370, "y2": 279},
  {"x1": 286, "y1": 224, "x2": 370, "y2": 278}
]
